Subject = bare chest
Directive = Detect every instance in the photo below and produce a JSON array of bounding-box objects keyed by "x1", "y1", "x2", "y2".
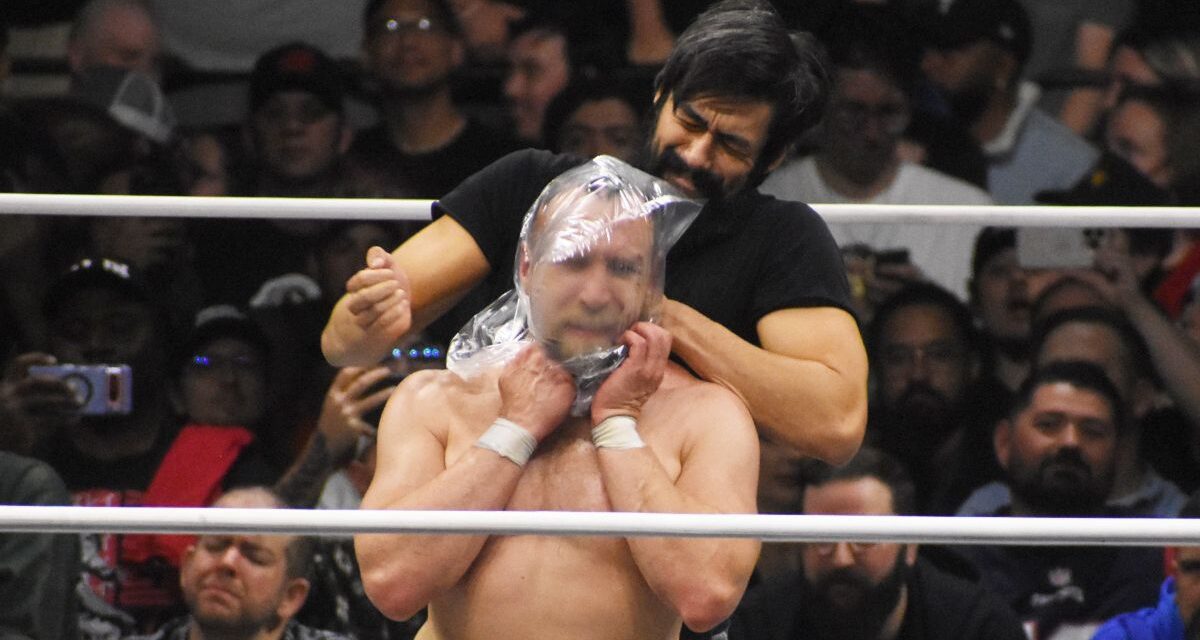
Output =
[{"x1": 507, "y1": 426, "x2": 612, "y2": 512}]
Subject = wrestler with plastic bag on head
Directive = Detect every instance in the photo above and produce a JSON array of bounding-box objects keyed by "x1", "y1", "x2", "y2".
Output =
[{"x1": 356, "y1": 155, "x2": 761, "y2": 640}]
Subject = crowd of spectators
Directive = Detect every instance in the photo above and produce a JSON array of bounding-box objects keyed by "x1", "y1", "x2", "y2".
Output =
[{"x1": 2, "y1": 0, "x2": 1200, "y2": 639}]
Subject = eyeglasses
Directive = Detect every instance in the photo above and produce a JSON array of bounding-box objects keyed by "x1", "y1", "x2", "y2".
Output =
[
  {"x1": 370, "y1": 16, "x2": 441, "y2": 37},
  {"x1": 827, "y1": 101, "x2": 910, "y2": 136},
  {"x1": 188, "y1": 354, "x2": 263, "y2": 374},
  {"x1": 808, "y1": 541, "x2": 880, "y2": 557},
  {"x1": 879, "y1": 342, "x2": 966, "y2": 370}
]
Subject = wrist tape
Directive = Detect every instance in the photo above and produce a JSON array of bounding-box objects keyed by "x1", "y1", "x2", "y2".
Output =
[
  {"x1": 591, "y1": 415, "x2": 645, "y2": 450},
  {"x1": 475, "y1": 417, "x2": 538, "y2": 467}
]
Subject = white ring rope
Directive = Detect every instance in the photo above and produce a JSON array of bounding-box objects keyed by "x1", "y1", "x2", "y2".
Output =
[
  {"x1": 0, "y1": 196, "x2": 1194, "y2": 547},
  {"x1": 0, "y1": 193, "x2": 432, "y2": 221},
  {"x1": 2, "y1": 506, "x2": 1199, "y2": 546},
  {"x1": 2, "y1": 193, "x2": 1199, "y2": 227}
]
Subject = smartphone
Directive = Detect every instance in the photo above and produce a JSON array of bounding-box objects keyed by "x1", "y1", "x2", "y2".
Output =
[
  {"x1": 1017, "y1": 228, "x2": 1103, "y2": 269},
  {"x1": 28, "y1": 364, "x2": 133, "y2": 416},
  {"x1": 874, "y1": 249, "x2": 911, "y2": 266}
]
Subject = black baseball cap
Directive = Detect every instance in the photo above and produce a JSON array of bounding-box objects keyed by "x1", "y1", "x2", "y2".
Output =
[
  {"x1": 1036, "y1": 152, "x2": 1171, "y2": 206},
  {"x1": 177, "y1": 305, "x2": 272, "y2": 371},
  {"x1": 43, "y1": 257, "x2": 152, "y2": 318},
  {"x1": 925, "y1": 0, "x2": 1032, "y2": 65},
  {"x1": 249, "y1": 42, "x2": 345, "y2": 114}
]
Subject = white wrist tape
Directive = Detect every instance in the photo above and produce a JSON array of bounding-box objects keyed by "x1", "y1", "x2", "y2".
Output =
[
  {"x1": 591, "y1": 415, "x2": 645, "y2": 450},
  {"x1": 475, "y1": 418, "x2": 538, "y2": 467}
]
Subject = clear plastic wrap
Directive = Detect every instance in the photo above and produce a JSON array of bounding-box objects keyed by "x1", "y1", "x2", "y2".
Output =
[{"x1": 447, "y1": 155, "x2": 702, "y2": 414}]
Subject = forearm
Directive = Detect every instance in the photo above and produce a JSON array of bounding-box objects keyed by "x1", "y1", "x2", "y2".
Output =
[
  {"x1": 596, "y1": 447, "x2": 758, "y2": 631},
  {"x1": 275, "y1": 432, "x2": 349, "y2": 508},
  {"x1": 322, "y1": 295, "x2": 401, "y2": 367},
  {"x1": 1122, "y1": 293, "x2": 1200, "y2": 426},
  {"x1": 666, "y1": 302, "x2": 867, "y2": 463},
  {"x1": 356, "y1": 447, "x2": 524, "y2": 619}
]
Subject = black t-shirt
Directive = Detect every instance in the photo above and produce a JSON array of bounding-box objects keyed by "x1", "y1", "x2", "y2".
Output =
[
  {"x1": 731, "y1": 558, "x2": 1026, "y2": 640},
  {"x1": 956, "y1": 541, "x2": 1163, "y2": 640},
  {"x1": 348, "y1": 118, "x2": 520, "y2": 199},
  {"x1": 431, "y1": 149, "x2": 853, "y2": 346}
]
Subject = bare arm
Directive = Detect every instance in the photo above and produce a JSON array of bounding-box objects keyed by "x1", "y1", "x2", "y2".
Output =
[
  {"x1": 355, "y1": 346, "x2": 575, "y2": 620},
  {"x1": 321, "y1": 216, "x2": 491, "y2": 367},
  {"x1": 625, "y1": 0, "x2": 675, "y2": 65},
  {"x1": 1092, "y1": 241, "x2": 1200, "y2": 434},
  {"x1": 275, "y1": 367, "x2": 394, "y2": 507},
  {"x1": 1059, "y1": 22, "x2": 1118, "y2": 136},
  {"x1": 592, "y1": 324, "x2": 760, "y2": 632},
  {"x1": 664, "y1": 301, "x2": 868, "y2": 464}
]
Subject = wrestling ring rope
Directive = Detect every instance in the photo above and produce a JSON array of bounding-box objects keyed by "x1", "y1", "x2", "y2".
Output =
[
  {"x1": 2, "y1": 193, "x2": 1198, "y2": 546},
  {"x1": 2, "y1": 192, "x2": 1200, "y2": 227},
  {"x1": 2, "y1": 507, "x2": 1200, "y2": 546}
]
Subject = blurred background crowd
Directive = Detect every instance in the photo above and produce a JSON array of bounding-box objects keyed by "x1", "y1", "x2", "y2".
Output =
[{"x1": 2, "y1": 0, "x2": 1200, "y2": 639}]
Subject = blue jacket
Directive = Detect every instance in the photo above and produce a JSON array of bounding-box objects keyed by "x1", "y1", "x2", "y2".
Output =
[{"x1": 1093, "y1": 578, "x2": 1184, "y2": 640}]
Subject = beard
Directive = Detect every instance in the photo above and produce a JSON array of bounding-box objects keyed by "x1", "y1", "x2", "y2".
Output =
[
  {"x1": 890, "y1": 381, "x2": 954, "y2": 429},
  {"x1": 800, "y1": 554, "x2": 909, "y2": 640},
  {"x1": 878, "y1": 381, "x2": 959, "y2": 463},
  {"x1": 1007, "y1": 447, "x2": 1111, "y2": 515},
  {"x1": 824, "y1": 134, "x2": 895, "y2": 186},
  {"x1": 187, "y1": 586, "x2": 284, "y2": 639},
  {"x1": 991, "y1": 334, "x2": 1029, "y2": 361},
  {"x1": 1186, "y1": 606, "x2": 1200, "y2": 640},
  {"x1": 646, "y1": 143, "x2": 729, "y2": 202}
]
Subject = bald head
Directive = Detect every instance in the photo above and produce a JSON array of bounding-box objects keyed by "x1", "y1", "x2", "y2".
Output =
[{"x1": 68, "y1": 0, "x2": 161, "y2": 78}]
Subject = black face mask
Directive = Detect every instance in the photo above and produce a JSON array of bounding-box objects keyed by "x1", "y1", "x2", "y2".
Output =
[
  {"x1": 945, "y1": 83, "x2": 992, "y2": 128},
  {"x1": 799, "y1": 552, "x2": 909, "y2": 640}
]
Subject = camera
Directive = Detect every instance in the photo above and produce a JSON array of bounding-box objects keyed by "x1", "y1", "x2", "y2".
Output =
[
  {"x1": 28, "y1": 364, "x2": 133, "y2": 416},
  {"x1": 1017, "y1": 228, "x2": 1106, "y2": 269}
]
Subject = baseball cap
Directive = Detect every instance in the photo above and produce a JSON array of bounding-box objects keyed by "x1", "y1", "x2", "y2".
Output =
[
  {"x1": 69, "y1": 65, "x2": 177, "y2": 144},
  {"x1": 43, "y1": 257, "x2": 153, "y2": 318},
  {"x1": 177, "y1": 305, "x2": 272, "y2": 371},
  {"x1": 925, "y1": 0, "x2": 1032, "y2": 65},
  {"x1": 1035, "y1": 152, "x2": 1171, "y2": 206},
  {"x1": 249, "y1": 42, "x2": 345, "y2": 114}
]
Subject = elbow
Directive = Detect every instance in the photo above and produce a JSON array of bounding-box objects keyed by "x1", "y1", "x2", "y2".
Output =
[
  {"x1": 821, "y1": 403, "x2": 867, "y2": 466},
  {"x1": 320, "y1": 325, "x2": 352, "y2": 368},
  {"x1": 677, "y1": 580, "x2": 745, "y2": 633},
  {"x1": 360, "y1": 565, "x2": 430, "y2": 622}
]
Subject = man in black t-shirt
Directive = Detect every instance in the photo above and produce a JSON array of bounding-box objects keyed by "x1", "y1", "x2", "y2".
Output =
[
  {"x1": 349, "y1": 0, "x2": 518, "y2": 198},
  {"x1": 323, "y1": 0, "x2": 869, "y2": 464},
  {"x1": 733, "y1": 447, "x2": 1026, "y2": 640},
  {"x1": 956, "y1": 362, "x2": 1163, "y2": 640}
]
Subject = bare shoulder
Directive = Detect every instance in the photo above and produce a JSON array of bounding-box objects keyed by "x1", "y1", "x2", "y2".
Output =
[
  {"x1": 643, "y1": 364, "x2": 755, "y2": 439},
  {"x1": 380, "y1": 369, "x2": 498, "y2": 441}
]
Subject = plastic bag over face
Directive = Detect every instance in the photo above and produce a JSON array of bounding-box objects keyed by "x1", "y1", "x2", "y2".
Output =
[{"x1": 447, "y1": 155, "x2": 702, "y2": 414}]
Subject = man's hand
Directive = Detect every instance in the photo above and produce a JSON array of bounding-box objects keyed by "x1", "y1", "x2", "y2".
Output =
[
  {"x1": 1091, "y1": 231, "x2": 1142, "y2": 307},
  {"x1": 316, "y1": 366, "x2": 396, "y2": 465},
  {"x1": 867, "y1": 260, "x2": 925, "y2": 307},
  {"x1": 0, "y1": 353, "x2": 82, "y2": 452},
  {"x1": 498, "y1": 343, "x2": 575, "y2": 441},
  {"x1": 592, "y1": 322, "x2": 670, "y2": 424},
  {"x1": 344, "y1": 246, "x2": 413, "y2": 338}
]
